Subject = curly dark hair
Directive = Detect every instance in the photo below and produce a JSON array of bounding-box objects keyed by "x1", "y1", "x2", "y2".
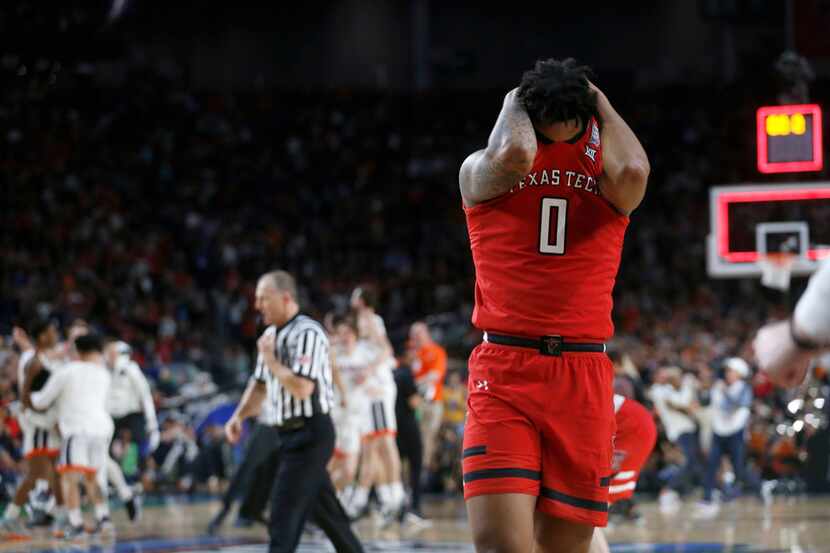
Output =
[{"x1": 517, "y1": 58, "x2": 597, "y2": 127}]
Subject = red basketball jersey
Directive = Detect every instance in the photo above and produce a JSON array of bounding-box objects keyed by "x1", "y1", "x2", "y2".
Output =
[{"x1": 464, "y1": 117, "x2": 628, "y2": 341}]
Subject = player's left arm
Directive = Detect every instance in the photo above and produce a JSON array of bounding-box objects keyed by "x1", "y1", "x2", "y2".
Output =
[{"x1": 593, "y1": 84, "x2": 650, "y2": 215}]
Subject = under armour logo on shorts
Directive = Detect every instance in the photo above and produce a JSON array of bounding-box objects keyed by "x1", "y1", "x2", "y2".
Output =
[{"x1": 475, "y1": 380, "x2": 489, "y2": 391}]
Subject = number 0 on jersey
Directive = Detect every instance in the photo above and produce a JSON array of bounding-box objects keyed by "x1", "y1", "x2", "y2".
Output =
[{"x1": 539, "y1": 197, "x2": 568, "y2": 255}]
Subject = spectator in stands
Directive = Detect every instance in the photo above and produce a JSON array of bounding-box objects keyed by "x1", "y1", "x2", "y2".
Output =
[
  {"x1": 144, "y1": 417, "x2": 199, "y2": 493},
  {"x1": 609, "y1": 349, "x2": 647, "y2": 404},
  {"x1": 695, "y1": 364, "x2": 715, "y2": 455},
  {"x1": 696, "y1": 357, "x2": 764, "y2": 518},
  {"x1": 651, "y1": 366, "x2": 700, "y2": 512}
]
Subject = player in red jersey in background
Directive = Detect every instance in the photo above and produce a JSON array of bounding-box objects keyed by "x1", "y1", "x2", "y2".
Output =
[
  {"x1": 589, "y1": 395, "x2": 658, "y2": 553},
  {"x1": 460, "y1": 58, "x2": 649, "y2": 553}
]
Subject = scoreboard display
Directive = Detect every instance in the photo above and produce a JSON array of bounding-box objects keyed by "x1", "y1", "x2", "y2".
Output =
[{"x1": 756, "y1": 104, "x2": 823, "y2": 174}]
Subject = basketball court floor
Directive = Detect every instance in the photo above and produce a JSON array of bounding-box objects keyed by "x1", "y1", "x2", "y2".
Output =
[{"x1": 0, "y1": 495, "x2": 827, "y2": 553}]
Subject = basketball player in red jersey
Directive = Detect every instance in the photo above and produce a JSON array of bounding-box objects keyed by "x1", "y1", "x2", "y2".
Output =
[
  {"x1": 589, "y1": 394, "x2": 657, "y2": 553},
  {"x1": 460, "y1": 58, "x2": 649, "y2": 553}
]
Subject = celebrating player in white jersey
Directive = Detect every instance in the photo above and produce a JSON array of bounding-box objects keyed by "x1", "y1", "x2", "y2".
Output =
[
  {"x1": 350, "y1": 288, "x2": 406, "y2": 524},
  {"x1": 0, "y1": 321, "x2": 63, "y2": 539},
  {"x1": 328, "y1": 317, "x2": 367, "y2": 501},
  {"x1": 28, "y1": 334, "x2": 114, "y2": 539},
  {"x1": 754, "y1": 258, "x2": 830, "y2": 388}
]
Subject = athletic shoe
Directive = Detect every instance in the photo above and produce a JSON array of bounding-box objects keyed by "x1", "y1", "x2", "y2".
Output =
[
  {"x1": 375, "y1": 506, "x2": 401, "y2": 529},
  {"x1": 207, "y1": 507, "x2": 229, "y2": 536},
  {"x1": 761, "y1": 480, "x2": 776, "y2": 505},
  {"x1": 26, "y1": 510, "x2": 54, "y2": 528},
  {"x1": 91, "y1": 516, "x2": 115, "y2": 537},
  {"x1": 609, "y1": 498, "x2": 642, "y2": 523},
  {"x1": 234, "y1": 516, "x2": 255, "y2": 528},
  {"x1": 402, "y1": 511, "x2": 432, "y2": 530},
  {"x1": 658, "y1": 489, "x2": 680, "y2": 515},
  {"x1": 0, "y1": 518, "x2": 30, "y2": 540},
  {"x1": 302, "y1": 522, "x2": 326, "y2": 540},
  {"x1": 51, "y1": 516, "x2": 70, "y2": 539},
  {"x1": 62, "y1": 524, "x2": 86, "y2": 541},
  {"x1": 346, "y1": 503, "x2": 370, "y2": 522},
  {"x1": 692, "y1": 501, "x2": 721, "y2": 520},
  {"x1": 125, "y1": 494, "x2": 142, "y2": 523}
]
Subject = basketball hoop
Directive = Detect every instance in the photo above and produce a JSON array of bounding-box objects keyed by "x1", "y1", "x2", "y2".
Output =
[{"x1": 759, "y1": 252, "x2": 796, "y2": 291}]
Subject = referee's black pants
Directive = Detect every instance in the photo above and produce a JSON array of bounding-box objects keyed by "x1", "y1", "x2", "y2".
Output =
[
  {"x1": 239, "y1": 425, "x2": 280, "y2": 520},
  {"x1": 114, "y1": 412, "x2": 147, "y2": 450},
  {"x1": 269, "y1": 414, "x2": 363, "y2": 553},
  {"x1": 220, "y1": 423, "x2": 281, "y2": 518}
]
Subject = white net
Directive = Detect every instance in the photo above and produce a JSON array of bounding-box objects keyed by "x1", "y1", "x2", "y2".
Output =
[{"x1": 759, "y1": 252, "x2": 796, "y2": 291}]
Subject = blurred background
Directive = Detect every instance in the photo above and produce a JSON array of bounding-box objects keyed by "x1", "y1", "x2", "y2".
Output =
[{"x1": 1, "y1": 0, "x2": 830, "y2": 527}]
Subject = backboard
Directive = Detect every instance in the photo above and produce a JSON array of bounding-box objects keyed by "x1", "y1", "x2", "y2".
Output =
[{"x1": 707, "y1": 183, "x2": 830, "y2": 278}]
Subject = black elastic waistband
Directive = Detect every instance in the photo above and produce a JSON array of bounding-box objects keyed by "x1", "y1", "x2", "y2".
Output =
[
  {"x1": 484, "y1": 332, "x2": 606, "y2": 356},
  {"x1": 278, "y1": 418, "x2": 306, "y2": 431},
  {"x1": 278, "y1": 413, "x2": 332, "y2": 432}
]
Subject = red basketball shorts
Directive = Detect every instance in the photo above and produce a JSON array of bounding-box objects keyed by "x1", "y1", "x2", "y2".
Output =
[
  {"x1": 609, "y1": 397, "x2": 657, "y2": 503},
  {"x1": 462, "y1": 342, "x2": 616, "y2": 527}
]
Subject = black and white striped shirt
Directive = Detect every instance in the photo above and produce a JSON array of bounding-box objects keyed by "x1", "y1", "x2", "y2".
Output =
[
  {"x1": 250, "y1": 370, "x2": 279, "y2": 426},
  {"x1": 253, "y1": 314, "x2": 333, "y2": 426}
]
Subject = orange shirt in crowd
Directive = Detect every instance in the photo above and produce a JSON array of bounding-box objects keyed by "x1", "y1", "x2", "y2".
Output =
[{"x1": 415, "y1": 342, "x2": 447, "y2": 402}]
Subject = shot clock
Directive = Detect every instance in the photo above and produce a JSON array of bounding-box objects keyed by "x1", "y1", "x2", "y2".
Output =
[{"x1": 756, "y1": 104, "x2": 823, "y2": 174}]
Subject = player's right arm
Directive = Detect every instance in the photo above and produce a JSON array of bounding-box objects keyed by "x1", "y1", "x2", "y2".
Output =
[{"x1": 459, "y1": 89, "x2": 537, "y2": 207}]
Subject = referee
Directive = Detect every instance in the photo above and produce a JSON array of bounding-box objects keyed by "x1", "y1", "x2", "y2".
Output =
[{"x1": 225, "y1": 271, "x2": 363, "y2": 553}]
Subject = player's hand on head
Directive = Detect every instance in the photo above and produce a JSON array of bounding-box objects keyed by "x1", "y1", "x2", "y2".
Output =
[{"x1": 753, "y1": 320, "x2": 812, "y2": 389}]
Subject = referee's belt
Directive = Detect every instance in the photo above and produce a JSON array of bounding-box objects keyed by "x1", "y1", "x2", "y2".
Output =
[
  {"x1": 279, "y1": 418, "x2": 306, "y2": 431},
  {"x1": 483, "y1": 332, "x2": 606, "y2": 357}
]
